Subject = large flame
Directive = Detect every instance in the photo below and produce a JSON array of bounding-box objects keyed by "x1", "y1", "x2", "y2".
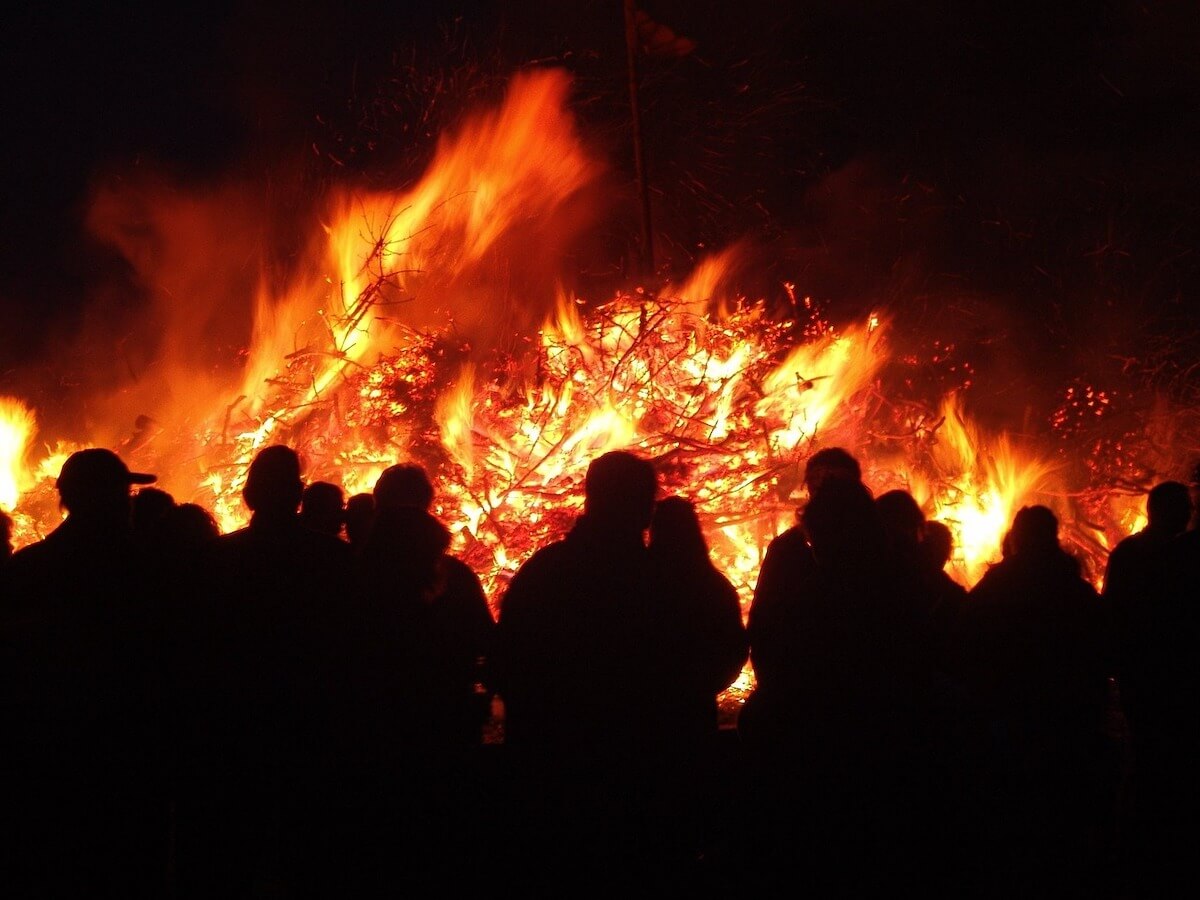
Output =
[
  {"x1": 905, "y1": 394, "x2": 1056, "y2": 586},
  {"x1": 0, "y1": 397, "x2": 37, "y2": 511},
  {"x1": 235, "y1": 70, "x2": 602, "y2": 427},
  {"x1": 4, "y1": 68, "x2": 1150, "y2": 708}
]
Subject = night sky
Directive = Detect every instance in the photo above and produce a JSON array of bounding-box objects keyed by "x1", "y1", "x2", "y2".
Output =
[{"x1": 2, "y1": 1, "x2": 1198, "y2": 435}]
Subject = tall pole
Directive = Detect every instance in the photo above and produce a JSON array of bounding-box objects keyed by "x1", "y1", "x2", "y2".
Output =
[{"x1": 623, "y1": 0, "x2": 655, "y2": 278}]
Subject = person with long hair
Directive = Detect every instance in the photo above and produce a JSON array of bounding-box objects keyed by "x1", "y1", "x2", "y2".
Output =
[{"x1": 644, "y1": 496, "x2": 747, "y2": 876}]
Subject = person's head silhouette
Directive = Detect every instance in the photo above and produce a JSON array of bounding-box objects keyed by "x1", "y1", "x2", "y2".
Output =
[
  {"x1": 802, "y1": 477, "x2": 884, "y2": 566},
  {"x1": 344, "y1": 492, "x2": 375, "y2": 546},
  {"x1": 242, "y1": 445, "x2": 304, "y2": 517},
  {"x1": 132, "y1": 486, "x2": 176, "y2": 532},
  {"x1": 649, "y1": 495, "x2": 709, "y2": 563},
  {"x1": 583, "y1": 450, "x2": 657, "y2": 533},
  {"x1": 1146, "y1": 480, "x2": 1191, "y2": 535},
  {"x1": 55, "y1": 448, "x2": 156, "y2": 523},
  {"x1": 166, "y1": 502, "x2": 220, "y2": 545},
  {"x1": 374, "y1": 463, "x2": 434, "y2": 512},
  {"x1": 366, "y1": 464, "x2": 448, "y2": 589},
  {"x1": 300, "y1": 480, "x2": 345, "y2": 536},
  {"x1": 803, "y1": 447, "x2": 862, "y2": 498},
  {"x1": 875, "y1": 489, "x2": 925, "y2": 549},
  {"x1": 922, "y1": 520, "x2": 955, "y2": 572},
  {"x1": 1006, "y1": 505, "x2": 1060, "y2": 557}
]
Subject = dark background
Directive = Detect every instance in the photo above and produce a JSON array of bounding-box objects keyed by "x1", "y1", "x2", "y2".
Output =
[{"x1": 1, "y1": 1, "x2": 1198, "y2": 446}]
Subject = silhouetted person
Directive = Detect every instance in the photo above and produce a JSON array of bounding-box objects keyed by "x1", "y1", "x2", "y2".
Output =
[
  {"x1": 300, "y1": 479, "x2": 345, "y2": 538},
  {"x1": 918, "y1": 516, "x2": 971, "y2": 656},
  {"x1": 172, "y1": 445, "x2": 353, "y2": 899},
  {"x1": 647, "y1": 497, "x2": 747, "y2": 740},
  {"x1": 351, "y1": 461, "x2": 496, "y2": 889},
  {"x1": 131, "y1": 486, "x2": 181, "y2": 579},
  {"x1": 740, "y1": 476, "x2": 935, "y2": 891},
  {"x1": 923, "y1": 518, "x2": 969, "y2": 599},
  {"x1": 1105, "y1": 481, "x2": 1190, "y2": 723},
  {"x1": 343, "y1": 491, "x2": 375, "y2": 552},
  {"x1": 132, "y1": 484, "x2": 177, "y2": 548},
  {"x1": 0, "y1": 510, "x2": 11, "y2": 607},
  {"x1": 0, "y1": 509, "x2": 10, "y2": 624},
  {"x1": 1109, "y1": 481, "x2": 1200, "y2": 892},
  {"x1": 166, "y1": 501, "x2": 221, "y2": 547},
  {"x1": 922, "y1": 518, "x2": 956, "y2": 575},
  {"x1": 746, "y1": 447, "x2": 868, "y2": 732},
  {"x1": 748, "y1": 446, "x2": 863, "y2": 662},
  {"x1": 151, "y1": 500, "x2": 221, "y2": 607},
  {"x1": 874, "y1": 487, "x2": 949, "y2": 637},
  {"x1": 644, "y1": 496, "x2": 748, "y2": 872},
  {"x1": 360, "y1": 463, "x2": 495, "y2": 744},
  {"x1": 874, "y1": 491, "x2": 981, "y2": 869},
  {"x1": 1, "y1": 507, "x2": 14, "y2": 564},
  {"x1": 877, "y1": 491, "x2": 968, "y2": 631},
  {"x1": 917, "y1": 514, "x2": 981, "y2": 823},
  {"x1": 365, "y1": 463, "x2": 494, "y2": 747},
  {"x1": 876, "y1": 487, "x2": 925, "y2": 554},
  {"x1": 1, "y1": 448, "x2": 165, "y2": 898},
  {"x1": 964, "y1": 505, "x2": 1117, "y2": 895},
  {"x1": 0, "y1": 507, "x2": 13, "y2": 595},
  {"x1": 495, "y1": 449, "x2": 660, "y2": 888}
]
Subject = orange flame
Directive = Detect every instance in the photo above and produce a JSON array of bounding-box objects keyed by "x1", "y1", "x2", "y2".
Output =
[
  {"x1": 4, "y1": 65, "x2": 1143, "y2": 675},
  {"x1": 906, "y1": 394, "x2": 1056, "y2": 586},
  {"x1": 0, "y1": 397, "x2": 37, "y2": 511},
  {"x1": 235, "y1": 70, "x2": 602, "y2": 427}
]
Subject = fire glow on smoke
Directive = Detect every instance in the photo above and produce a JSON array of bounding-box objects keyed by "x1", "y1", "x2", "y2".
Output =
[{"x1": 0, "y1": 69, "x2": 1153, "y2": 705}]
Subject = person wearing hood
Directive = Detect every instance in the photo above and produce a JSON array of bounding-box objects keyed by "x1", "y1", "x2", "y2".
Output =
[
  {"x1": 358, "y1": 461, "x2": 495, "y2": 755},
  {"x1": 353, "y1": 461, "x2": 496, "y2": 892}
]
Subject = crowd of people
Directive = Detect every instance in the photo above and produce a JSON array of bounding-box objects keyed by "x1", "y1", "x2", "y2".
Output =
[{"x1": 0, "y1": 442, "x2": 1196, "y2": 897}]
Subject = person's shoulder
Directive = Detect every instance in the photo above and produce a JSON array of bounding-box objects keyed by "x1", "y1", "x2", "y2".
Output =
[
  {"x1": 1112, "y1": 529, "x2": 1163, "y2": 561},
  {"x1": 442, "y1": 554, "x2": 489, "y2": 598},
  {"x1": 501, "y1": 541, "x2": 569, "y2": 599},
  {"x1": 699, "y1": 560, "x2": 741, "y2": 599},
  {"x1": 444, "y1": 554, "x2": 479, "y2": 579},
  {"x1": 967, "y1": 560, "x2": 1007, "y2": 597},
  {"x1": 933, "y1": 569, "x2": 968, "y2": 601},
  {"x1": 759, "y1": 525, "x2": 813, "y2": 572},
  {"x1": 210, "y1": 525, "x2": 253, "y2": 555},
  {"x1": 766, "y1": 524, "x2": 808, "y2": 552},
  {"x1": 10, "y1": 538, "x2": 49, "y2": 565},
  {"x1": 6, "y1": 540, "x2": 51, "y2": 586},
  {"x1": 519, "y1": 539, "x2": 572, "y2": 570},
  {"x1": 1071, "y1": 571, "x2": 1101, "y2": 601},
  {"x1": 218, "y1": 524, "x2": 252, "y2": 543},
  {"x1": 7, "y1": 524, "x2": 75, "y2": 567},
  {"x1": 756, "y1": 524, "x2": 816, "y2": 588},
  {"x1": 1109, "y1": 532, "x2": 1141, "y2": 557}
]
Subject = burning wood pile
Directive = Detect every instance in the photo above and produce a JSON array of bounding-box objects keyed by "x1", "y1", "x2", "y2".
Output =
[{"x1": 0, "y1": 66, "x2": 1184, "y2": 688}]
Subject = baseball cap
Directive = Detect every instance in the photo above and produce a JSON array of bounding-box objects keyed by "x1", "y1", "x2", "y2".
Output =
[{"x1": 56, "y1": 448, "x2": 157, "y2": 498}]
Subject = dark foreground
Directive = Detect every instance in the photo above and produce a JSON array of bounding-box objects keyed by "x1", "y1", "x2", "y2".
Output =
[
  {"x1": 7, "y1": 714, "x2": 1195, "y2": 899},
  {"x1": 30, "y1": 710, "x2": 1175, "y2": 900}
]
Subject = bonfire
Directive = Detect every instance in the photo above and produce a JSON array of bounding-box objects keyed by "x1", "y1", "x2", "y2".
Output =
[{"x1": 0, "y1": 68, "x2": 1174, "y2": 708}]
